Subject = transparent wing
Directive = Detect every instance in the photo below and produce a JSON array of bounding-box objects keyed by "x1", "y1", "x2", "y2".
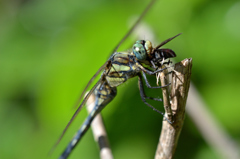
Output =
[
  {"x1": 109, "y1": 0, "x2": 157, "y2": 57},
  {"x1": 74, "y1": 0, "x2": 157, "y2": 108},
  {"x1": 50, "y1": 60, "x2": 112, "y2": 154},
  {"x1": 50, "y1": 0, "x2": 157, "y2": 155},
  {"x1": 49, "y1": 78, "x2": 103, "y2": 155},
  {"x1": 73, "y1": 60, "x2": 111, "y2": 109}
]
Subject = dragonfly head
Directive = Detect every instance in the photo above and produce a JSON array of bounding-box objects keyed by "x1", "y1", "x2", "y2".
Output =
[
  {"x1": 132, "y1": 33, "x2": 181, "y2": 67},
  {"x1": 132, "y1": 40, "x2": 152, "y2": 61}
]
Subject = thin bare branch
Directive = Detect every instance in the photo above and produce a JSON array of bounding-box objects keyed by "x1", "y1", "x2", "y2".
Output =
[
  {"x1": 157, "y1": 65, "x2": 173, "y2": 123},
  {"x1": 155, "y1": 58, "x2": 192, "y2": 159},
  {"x1": 86, "y1": 93, "x2": 113, "y2": 159},
  {"x1": 132, "y1": 21, "x2": 240, "y2": 159}
]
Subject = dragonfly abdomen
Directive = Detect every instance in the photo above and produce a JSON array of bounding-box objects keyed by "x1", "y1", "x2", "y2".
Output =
[{"x1": 59, "y1": 82, "x2": 117, "y2": 159}]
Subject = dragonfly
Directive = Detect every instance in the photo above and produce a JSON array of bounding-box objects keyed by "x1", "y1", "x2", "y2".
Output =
[{"x1": 51, "y1": 0, "x2": 181, "y2": 158}]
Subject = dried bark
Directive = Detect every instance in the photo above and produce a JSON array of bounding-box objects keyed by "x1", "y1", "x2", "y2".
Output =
[{"x1": 155, "y1": 58, "x2": 192, "y2": 159}]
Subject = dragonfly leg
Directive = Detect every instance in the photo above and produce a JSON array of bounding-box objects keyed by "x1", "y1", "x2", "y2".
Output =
[
  {"x1": 59, "y1": 83, "x2": 117, "y2": 159},
  {"x1": 136, "y1": 61, "x2": 169, "y2": 75},
  {"x1": 142, "y1": 71, "x2": 170, "y2": 89},
  {"x1": 145, "y1": 96, "x2": 162, "y2": 102},
  {"x1": 137, "y1": 75, "x2": 172, "y2": 124}
]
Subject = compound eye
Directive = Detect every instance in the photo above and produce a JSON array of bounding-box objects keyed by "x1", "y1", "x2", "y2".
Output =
[
  {"x1": 144, "y1": 40, "x2": 152, "y2": 55},
  {"x1": 132, "y1": 40, "x2": 147, "y2": 60}
]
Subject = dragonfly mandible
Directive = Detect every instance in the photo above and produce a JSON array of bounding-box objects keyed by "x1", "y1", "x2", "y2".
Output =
[{"x1": 51, "y1": 0, "x2": 182, "y2": 158}]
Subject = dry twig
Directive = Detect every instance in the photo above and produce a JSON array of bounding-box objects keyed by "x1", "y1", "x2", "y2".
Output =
[
  {"x1": 132, "y1": 21, "x2": 240, "y2": 159},
  {"x1": 155, "y1": 58, "x2": 192, "y2": 159},
  {"x1": 86, "y1": 94, "x2": 113, "y2": 159}
]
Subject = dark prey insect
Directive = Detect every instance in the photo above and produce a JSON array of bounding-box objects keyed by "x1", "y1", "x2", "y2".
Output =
[{"x1": 50, "y1": 0, "x2": 182, "y2": 158}]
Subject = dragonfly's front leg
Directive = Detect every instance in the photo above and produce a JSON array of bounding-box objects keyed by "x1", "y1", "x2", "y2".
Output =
[
  {"x1": 141, "y1": 71, "x2": 170, "y2": 89},
  {"x1": 137, "y1": 74, "x2": 172, "y2": 124},
  {"x1": 59, "y1": 82, "x2": 117, "y2": 159},
  {"x1": 135, "y1": 61, "x2": 169, "y2": 75}
]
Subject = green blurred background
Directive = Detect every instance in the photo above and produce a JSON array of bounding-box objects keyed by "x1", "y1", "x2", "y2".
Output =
[{"x1": 1, "y1": 0, "x2": 240, "y2": 158}]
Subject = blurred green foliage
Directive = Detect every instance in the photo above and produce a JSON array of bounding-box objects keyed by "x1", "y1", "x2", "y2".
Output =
[{"x1": 0, "y1": 0, "x2": 240, "y2": 159}]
